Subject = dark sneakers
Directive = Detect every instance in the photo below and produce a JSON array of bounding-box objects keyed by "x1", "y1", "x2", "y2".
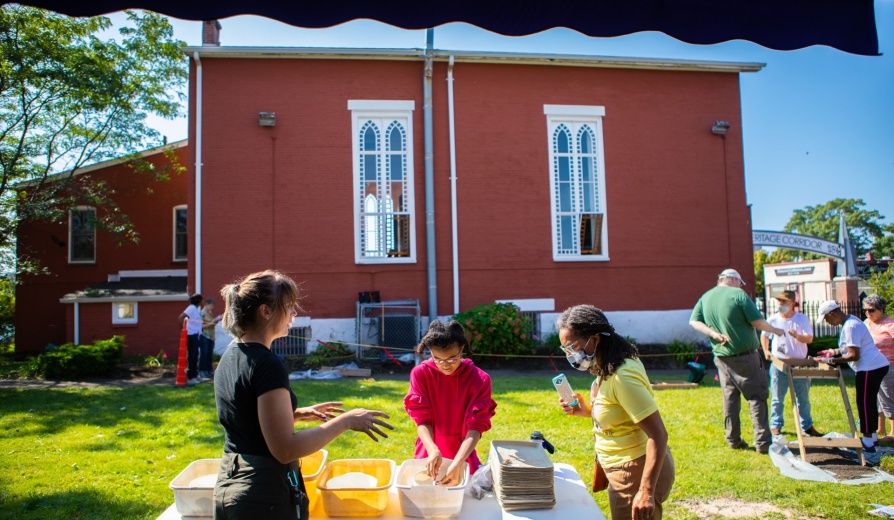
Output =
[
  {"x1": 756, "y1": 444, "x2": 770, "y2": 454},
  {"x1": 730, "y1": 439, "x2": 750, "y2": 450},
  {"x1": 803, "y1": 426, "x2": 824, "y2": 437}
]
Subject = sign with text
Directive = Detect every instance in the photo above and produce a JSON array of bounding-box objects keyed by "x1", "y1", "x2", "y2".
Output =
[
  {"x1": 752, "y1": 231, "x2": 844, "y2": 259},
  {"x1": 774, "y1": 266, "x2": 815, "y2": 277}
]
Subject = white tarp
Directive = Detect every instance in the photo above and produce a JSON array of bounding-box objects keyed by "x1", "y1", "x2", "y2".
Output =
[{"x1": 768, "y1": 432, "x2": 894, "y2": 485}]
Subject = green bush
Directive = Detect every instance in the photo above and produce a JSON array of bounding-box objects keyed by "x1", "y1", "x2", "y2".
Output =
[
  {"x1": 541, "y1": 330, "x2": 561, "y2": 351},
  {"x1": 305, "y1": 341, "x2": 354, "y2": 369},
  {"x1": 666, "y1": 339, "x2": 695, "y2": 364},
  {"x1": 454, "y1": 303, "x2": 535, "y2": 357},
  {"x1": 36, "y1": 336, "x2": 125, "y2": 380}
]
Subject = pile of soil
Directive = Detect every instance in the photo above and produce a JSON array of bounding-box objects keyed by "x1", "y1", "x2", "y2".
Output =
[{"x1": 802, "y1": 447, "x2": 880, "y2": 480}]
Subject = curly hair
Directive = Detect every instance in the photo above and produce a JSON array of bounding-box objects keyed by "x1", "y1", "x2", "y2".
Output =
[
  {"x1": 415, "y1": 319, "x2": 470, "y2": 355},
  {"x1": 555, "y1": 304, "x2": 638, "y2": 378},
  {"x1": 864, "y1": 294, "x2": 887, "y2": 314}
]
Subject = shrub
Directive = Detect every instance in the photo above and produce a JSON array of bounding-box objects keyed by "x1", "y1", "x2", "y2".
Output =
[
  {"x1": 666, "y1": 340, "x2": 695, "y2": 365},
  {"x1": 809, "y1": 336, "x2": 839, "y2": 356},
  {"x1": 541, "y1": 330, "x2": 561, "y2": 352},
  {"x1": 36, "y1": 336, "x2": 125, "y2": 380},
  {"x1": 305, "y1": 341, "x2": 354, "y2": 369},
  {"x1": 453, "y1": 303, "x2": 535, "y2": 357}
]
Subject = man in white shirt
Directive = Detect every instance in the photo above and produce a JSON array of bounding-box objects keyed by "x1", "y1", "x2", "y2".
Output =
[{"x1": 761, "y1": 291, "x2": 822, "y2": 437}]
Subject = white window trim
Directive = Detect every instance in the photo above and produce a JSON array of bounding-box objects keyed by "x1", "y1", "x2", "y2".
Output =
[
  {"x1": 172, "y1": 205, "x2": 188, "y2": 262},
  {"x1": 112, "y1": 302, "x2": 138, "y2": 325},
  {"x1": 349, "y1": 100, "x2": 417, "y2": 265},
  {"x1": 68, "y1": 206, "x2": 96, "y2": 264},
  {"x1": 545, "y1": 105, "x2": 609, "y2": 262}
]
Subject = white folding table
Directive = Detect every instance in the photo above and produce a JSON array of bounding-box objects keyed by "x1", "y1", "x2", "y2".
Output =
[{"x1": 156, "y1": 462, "x2": 606, "y2": 520}]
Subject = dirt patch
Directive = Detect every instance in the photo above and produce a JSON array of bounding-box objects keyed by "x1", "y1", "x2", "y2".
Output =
[
  {"x1": 802, "y1": 447, "x2": 880, "y2": 480},
  {"x1": 675, "y1": 498, "x2": 806, "y2": 519}
]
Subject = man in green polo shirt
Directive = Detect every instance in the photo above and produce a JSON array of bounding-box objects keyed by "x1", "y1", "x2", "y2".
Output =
[{"x1": 690, "y1": 268, "x2": 784, "y2": 454}]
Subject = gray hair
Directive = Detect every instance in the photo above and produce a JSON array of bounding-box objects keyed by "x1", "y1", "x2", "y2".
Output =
[{"x1": 864, "y1": 294, "x2": 887, "y2": 313}]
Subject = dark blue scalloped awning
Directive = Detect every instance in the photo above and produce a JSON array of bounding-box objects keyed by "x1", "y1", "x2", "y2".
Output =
[{"x1": 9, "y1": 0, "x2": 880, "y2": 56}]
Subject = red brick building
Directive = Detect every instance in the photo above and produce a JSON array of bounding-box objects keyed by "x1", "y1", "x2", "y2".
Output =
[
  {"x1": 183, "y1": 41, "x2": 761, "y2": 347},
  {"x1": 15, "y1": 35, "x2": 764, "y2": 356},
  {"x1": 15, "y1": 142, "x2": 190, "y2": 356}
]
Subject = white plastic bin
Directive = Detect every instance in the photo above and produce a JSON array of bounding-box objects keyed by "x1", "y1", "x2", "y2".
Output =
[
  {"x1": 394, "y1": 459, "x2": 469, "y2": 518},
  {"x1": 169, "y1": 459, "x2": 220, "y2": 517}
]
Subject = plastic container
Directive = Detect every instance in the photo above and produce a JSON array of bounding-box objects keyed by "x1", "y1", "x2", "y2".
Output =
[
  {"x1": 300, "y1": 449, "x2": 328, "y2": 513},
  {"x1": 394, "y1": 459, "x2": 469, "y2": 518},
  {"x1": 169, "y1": 458, "x2": 220, "y2": 517},
  {"x1": 317, "y1": 459, "x2": 395, "y2": 517}
]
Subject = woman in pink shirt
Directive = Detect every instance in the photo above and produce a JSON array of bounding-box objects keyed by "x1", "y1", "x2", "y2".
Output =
[
  {"x1": 863, "y1": 294, "x2": 894, "y2": 441},
  {"x1": 404, "y1": 320, "x2": 497, "y2": 485}
]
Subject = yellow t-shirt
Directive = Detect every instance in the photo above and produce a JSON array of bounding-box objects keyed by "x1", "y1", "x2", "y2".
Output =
[{"x1": 590, "y1": 358, "x2": 658, "y2": 468}]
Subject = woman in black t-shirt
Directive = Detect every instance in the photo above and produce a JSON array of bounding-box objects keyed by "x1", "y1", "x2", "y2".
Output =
[{"x1": 213, "y1": 270, "x2": 393, "y2": 520}]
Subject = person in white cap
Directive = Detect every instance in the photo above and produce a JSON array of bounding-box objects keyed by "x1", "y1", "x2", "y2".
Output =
[
  {"x1": 816, "y1": 300, "x2": 890, "y2": 452},
  {"x1": 760, "y1": 290, "x2": 823, "y2": 438},
  {"x1": 689, "y1": 268, "x2": 784, "y2": 454}
]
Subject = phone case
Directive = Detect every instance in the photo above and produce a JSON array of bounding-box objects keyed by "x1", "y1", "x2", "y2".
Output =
[{"x1": 552, "y1": 373, "x2": 578, "y2": 407}]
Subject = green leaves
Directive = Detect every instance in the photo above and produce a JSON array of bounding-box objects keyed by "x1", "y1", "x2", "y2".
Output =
[
  {"x1": 453, "y1": 303, "x2": 535, "y2": 357},
  {"x1": 782, "y1": 198, "x2": 885, "y2": 258},
  {"x1": 0, "y1": 6, "x2": 187, "y2": 266}
]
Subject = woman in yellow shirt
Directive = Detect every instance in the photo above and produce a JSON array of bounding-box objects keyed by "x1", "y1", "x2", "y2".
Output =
[{"x1": 556, "y1": 305, "x2": 675, "y2": 520}]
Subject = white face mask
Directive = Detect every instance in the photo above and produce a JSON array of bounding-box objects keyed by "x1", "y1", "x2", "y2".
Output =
[
  {"x1": 778, "y1": 304, "x2": 791, "y2": 314},
  {"x1": 566, "y1": 348, "x2": 596, "y2": 371}
]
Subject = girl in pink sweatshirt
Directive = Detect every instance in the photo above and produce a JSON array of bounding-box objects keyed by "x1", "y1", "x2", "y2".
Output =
[{"x1": 404, "y1": 320, "x2": 497, "y2": 485}]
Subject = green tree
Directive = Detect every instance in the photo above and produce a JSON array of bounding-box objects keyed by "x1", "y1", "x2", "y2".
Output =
[
  {"x1": 867, "y1": 267, "x2": 894, "y2": 302},
  {"x1": 0, "y1": 276, "x2": 13, "y2": 345},
  {"x1": 0, "y1": 7, "x2": 187, "y2": 271},
  {"x1": 782, "y1": 198, "x2": 886, "y2": 259}
]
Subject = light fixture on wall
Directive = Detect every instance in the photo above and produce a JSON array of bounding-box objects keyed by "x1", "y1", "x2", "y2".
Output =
[
  {"x1": 258, "y1": 112, "x2": 276, "y2": 127},
  {"x1": 711, "y1": 121, "x2": 730, "y2": 135}
]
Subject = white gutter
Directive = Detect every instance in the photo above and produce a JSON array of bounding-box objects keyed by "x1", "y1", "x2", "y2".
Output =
[
  {"x1": 74, "y1": 302, "x2": 80, "y2": 345},
  {"x1": 60, "y1": 294, "x2": 190, "y2": 304},
  {"x1": 182, "y1": 46, "x2": 764, "y2": 73},
  {"x1": 448, "y1": 56, "x2": 459, "y2": 314},
  {"x1": 193, "y1": 51, "x2": 203, "y2": 294}
]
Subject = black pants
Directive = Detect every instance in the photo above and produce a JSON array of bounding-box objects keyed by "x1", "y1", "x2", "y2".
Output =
[
  {"x1": 186, "y1": 333, "x2": 200, "y2": 380},
  {"x1": 856, "y1": 365, "x2": 890, "y2": 436},
  {"x1": 214, "y1": 453, "x2": 300, "y2": 520}
]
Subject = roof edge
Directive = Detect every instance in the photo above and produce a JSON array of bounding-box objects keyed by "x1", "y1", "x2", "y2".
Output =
[{"x1": 182, "y1": 46, "x2": 764, "y2": 73}]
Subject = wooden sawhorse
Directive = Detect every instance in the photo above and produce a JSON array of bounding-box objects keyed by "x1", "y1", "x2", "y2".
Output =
[{"x1": 771, "y1": 357, "x2": 865, "y2": 466}]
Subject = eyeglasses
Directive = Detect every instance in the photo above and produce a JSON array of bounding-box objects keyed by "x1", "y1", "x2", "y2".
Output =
[
  {"x1": 559, "y1": 337, "x2": 585, "y2": 355},
  {"x1": 431, "y1": 352, "x2": 462, "y2": 365},
  {"x1": 864, "y1": 308, "x2": 878, "y2": 314}
]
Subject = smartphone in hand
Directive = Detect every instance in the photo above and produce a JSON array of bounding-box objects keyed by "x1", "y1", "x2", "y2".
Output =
[{"x1": 552, "y1": 374, "x2": 579, "y2": 407}]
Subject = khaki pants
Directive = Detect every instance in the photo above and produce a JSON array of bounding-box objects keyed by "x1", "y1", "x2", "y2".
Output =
[
  {"x1": 715, "y1": 349, "x2": 771, "y2": 450},
  {"x1": 604, "y1": 449, "x2": 675, "y2": 520}
]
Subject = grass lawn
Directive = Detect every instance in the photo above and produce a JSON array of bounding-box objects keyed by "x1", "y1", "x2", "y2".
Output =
[{"x1": 0, "y1": 371, "x2": 892, "y2": 519}]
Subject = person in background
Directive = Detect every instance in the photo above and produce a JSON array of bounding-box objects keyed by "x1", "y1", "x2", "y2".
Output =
[
  {"x1": 199, "y1": 298, "x2": 222, "y2": 380},
  {"x1": 689, "y1": 268, "x2": 784, "y2": 454},
  {"x1": 816, "y1": 300, "x2": 890, "y2": 452},
  {"x1": 404, "y1": 319, "x2": 496, "y2": 486},
  {"x1": 556, "y1": 305, "x2": 674, "y2": 520},
  {"x1": 760, "y1": 290, "x2": 823, "y2": 437},
  {"x1": 213, "y1": 269, "x2": 393, "y2": 520},
  {"x1": 178, "y1": 293, "x2": 204, "y2": 385},
  {"x1": 862, "y1": 294, "x2": 894, "y2": 442}
]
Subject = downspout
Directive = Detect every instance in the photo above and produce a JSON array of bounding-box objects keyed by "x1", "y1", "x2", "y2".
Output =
[
  {"x1": 193, "y1": 51, "x2": 203, "y2": 294},
  {"x1": 74, "y1": 301, "x2": 80, "y2": 345},
  {"x1": 423, "y1": 30, "x2": 437, "y2": 321},
  {"x1": 447, "y1": 56, "x2": 459, "y2": 314}
]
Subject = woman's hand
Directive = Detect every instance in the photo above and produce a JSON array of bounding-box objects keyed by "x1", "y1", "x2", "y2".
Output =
[
  {"x1": 293, "y1": 402, "x2": 345, "y2": 423},
  {"x1": 438, "y1": 462, "x2": 462, "y2": 486},
  {"x1": 816, "y1": 349, "x2": 833, "y2": 358},
  {"x1": 632, "y1": 489, "x2": 656, "y2": 520},
  {"x1": 425, "y1": 449, "x2": 443, "y2": 480},
  {"x1": 341, "y1": 408, "x2": 394, "y2": 441},
  {"x1": 560, "y1": 393, "x2": 590, "y2": 417}
]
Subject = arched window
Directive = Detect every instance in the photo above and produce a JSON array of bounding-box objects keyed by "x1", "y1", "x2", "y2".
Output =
[
  {"x1": 545, "y1": 105, "x2": 608, "y2": 261},
  {"x1": 350, "y1": 100, "x2": 416, "y2": 263}
]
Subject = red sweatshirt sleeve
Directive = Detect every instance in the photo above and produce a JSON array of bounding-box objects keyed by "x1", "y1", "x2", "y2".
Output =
[
  {"x1": 463, "y1": 366, "x2": 496, "y2": 436},
  {"x1": 404, "y1": 365, "x2": 432, "y2": 426}
]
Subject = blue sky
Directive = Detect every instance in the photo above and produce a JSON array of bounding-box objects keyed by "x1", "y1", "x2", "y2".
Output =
[{"x1": 110, "y1": 1, "x2": 894, "y2": 234}]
